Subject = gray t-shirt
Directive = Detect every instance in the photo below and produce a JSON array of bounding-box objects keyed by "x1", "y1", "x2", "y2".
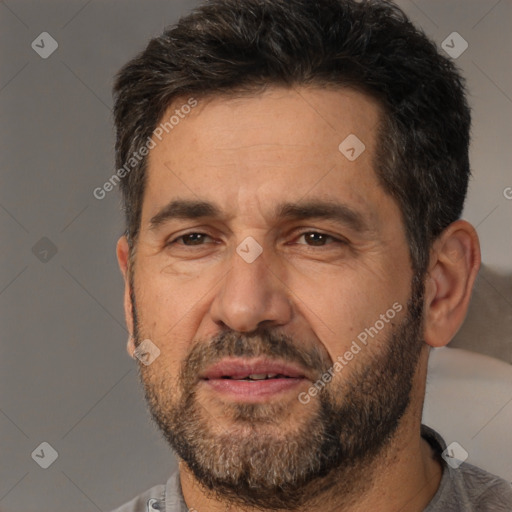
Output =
[{"x1": 111, "y1": 426, "x2": 512, "y2": 512}]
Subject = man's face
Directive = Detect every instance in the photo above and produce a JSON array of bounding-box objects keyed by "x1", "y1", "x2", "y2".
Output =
[{"x1": 124, "y1": 87, "x2": 425, "y2": 508}]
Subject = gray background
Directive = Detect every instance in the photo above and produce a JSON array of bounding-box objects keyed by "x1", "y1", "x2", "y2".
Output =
[{"x1": 0, "y1": 1, "x2": 511, "y2": 510}]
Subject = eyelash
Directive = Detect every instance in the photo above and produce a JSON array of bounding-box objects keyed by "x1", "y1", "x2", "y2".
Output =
[{"x1": 166, "y1": 231, "x2": 345, "y2": 248}]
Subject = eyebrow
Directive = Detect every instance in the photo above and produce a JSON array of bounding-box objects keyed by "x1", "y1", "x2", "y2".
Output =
[{"x1": 148, "y1": 198, "x2": 370, "y2": 233}]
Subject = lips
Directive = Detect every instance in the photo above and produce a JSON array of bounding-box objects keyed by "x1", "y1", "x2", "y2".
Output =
[
  {"x1": 199, "y1": 358, "x2": 310, "y2": 401},
  {"x1": 200, "y1": 358, "x2": 308, "y2": 381}
]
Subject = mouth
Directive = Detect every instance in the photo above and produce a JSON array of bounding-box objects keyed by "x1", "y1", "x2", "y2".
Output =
[{"x1": 199, "y1": 358, "x2": 311, "y2": 401}]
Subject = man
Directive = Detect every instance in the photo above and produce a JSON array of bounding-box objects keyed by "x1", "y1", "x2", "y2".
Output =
[{"x1": 111, "y1": 0, "x2": 512, "y2": 510}]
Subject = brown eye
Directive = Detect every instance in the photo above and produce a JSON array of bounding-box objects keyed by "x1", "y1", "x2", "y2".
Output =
[
  {"x1": 296, "y1": 232, "x2": 338, "y2": 247},
  {"x1": 168, "y1": 233, "x2": 212, "y2": 246}
]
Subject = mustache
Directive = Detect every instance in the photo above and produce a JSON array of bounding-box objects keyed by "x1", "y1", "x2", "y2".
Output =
[{"x1": 180, "y1": 328, "x2": 333, "y2": 385}]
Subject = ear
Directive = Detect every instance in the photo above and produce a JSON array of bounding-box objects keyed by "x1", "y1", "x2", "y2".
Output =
[
  {"x1": 423, "y1": 220, "x2": 481, "y2": 348},
  {"x1": 116, "y1": 235, "x2": 136, "y2": 358}
]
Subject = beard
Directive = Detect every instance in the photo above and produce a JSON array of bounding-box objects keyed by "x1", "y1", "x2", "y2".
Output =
[{"x1": 132, "y1": 272, "x2": 426, "y2": 510}]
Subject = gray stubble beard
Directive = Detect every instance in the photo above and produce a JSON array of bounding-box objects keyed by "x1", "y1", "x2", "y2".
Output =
[{"x1": 137, "y1": 274, "x2": 426, "y2": 510}]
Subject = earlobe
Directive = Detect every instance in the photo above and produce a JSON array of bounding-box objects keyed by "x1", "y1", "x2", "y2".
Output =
[
  {"x1": 116, "y1": 235, "x2": 135, "y2": 343},
  {"x1": 127, "y1": 334, "x2": 136, "y2": 358},
  {"x1": 423, "y1": 220, "x2": 481, "y2": 348}
]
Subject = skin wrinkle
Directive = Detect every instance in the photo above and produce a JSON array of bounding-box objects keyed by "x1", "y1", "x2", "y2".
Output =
[
  {"x1": 112, "y1": 1, "x2": 483, "y2": 508},
  {"x1": 115, "y1": 87, "x2": 478, "y2": 512},
  {"x1": 135, "y1": 274, "x2": 426, "y2": 510}
]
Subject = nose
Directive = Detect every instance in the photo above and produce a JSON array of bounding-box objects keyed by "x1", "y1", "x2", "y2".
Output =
[{"x1": 209, "y1": 244, "x2": 293, "y2": 333}]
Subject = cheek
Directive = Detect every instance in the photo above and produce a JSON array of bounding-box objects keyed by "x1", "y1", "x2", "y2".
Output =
[
  {"x1": 132, "y1": 274, "x2": 197, "y2": 368},
  {"x1": 134, "y1": 265, "x2": 203, "y2": 328},
  {"x1": 287, "y1": 262, "x2": 409, "y2": 361}
]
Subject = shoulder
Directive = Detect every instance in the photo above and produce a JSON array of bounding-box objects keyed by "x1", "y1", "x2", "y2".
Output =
[
  {"x1": 426, "y1": 462, "x2": 512, "y2": 511},
  {"x1": 109, "y1": 483, "x2": 166, "y2": 512},
  {"x1": 109, "y1": 472, "x2": 184, "y2": 512},
  {"x1": 422, "y1": 425, "x2": 512, "y2": 511},
  {"x1": 454, "y1": 462, "x2": 512, "y2": 510},
  {"x1": 111, "y1": 471, "x2": 187, "y2": 512}
]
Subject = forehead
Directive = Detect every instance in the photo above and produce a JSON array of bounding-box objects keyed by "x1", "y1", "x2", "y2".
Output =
[{"x1": 143, "y1": 86, "x2": 388, "y2": 227}]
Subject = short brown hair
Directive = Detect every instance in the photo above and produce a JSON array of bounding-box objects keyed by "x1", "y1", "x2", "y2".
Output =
[{"x1": 113, "y1": 0, "x2": 471, "y2": 274}]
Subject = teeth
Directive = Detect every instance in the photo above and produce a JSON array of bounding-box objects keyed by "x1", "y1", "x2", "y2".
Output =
[
  {"x1": 248, "y1": 373, "x2": 269, "y2": 380},
  {"x1": 224, "y1": 373, "x2": 291, "y2": 381},
  {"x1": 229, "y1": 373, "x2": 281, "y2": 381}
]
